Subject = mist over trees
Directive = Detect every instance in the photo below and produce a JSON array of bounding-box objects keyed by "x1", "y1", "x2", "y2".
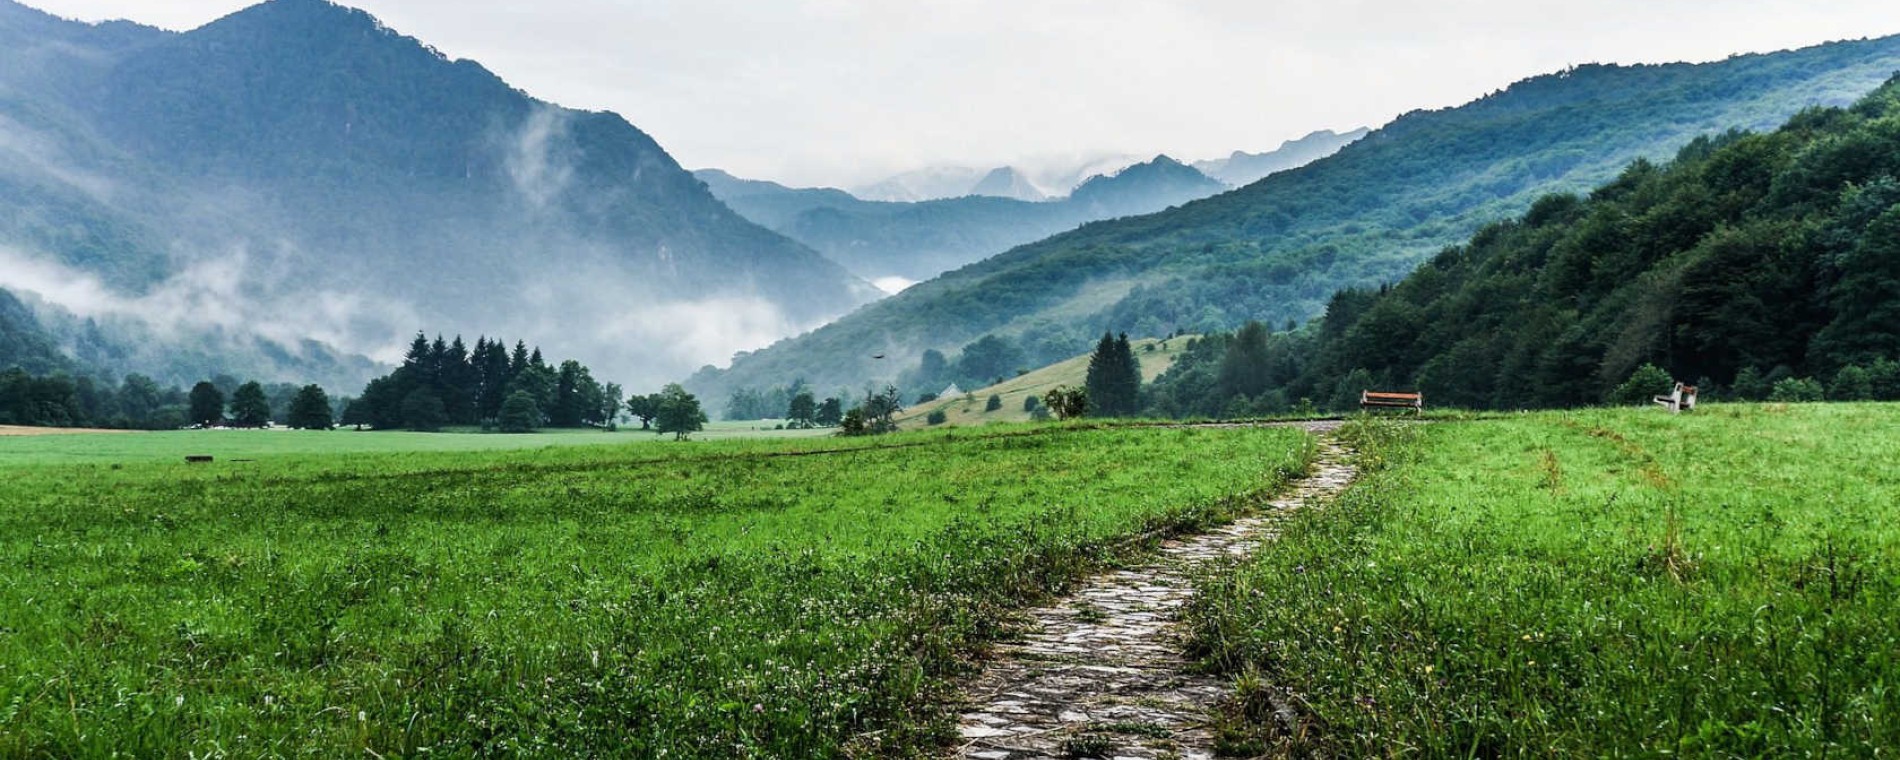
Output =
[
  {"x1": 0, "y1": 0, "x2": 876, "y2": 397},
  {"x1": 686, "y1": 37, "x2": 1900, "y2": 407}
]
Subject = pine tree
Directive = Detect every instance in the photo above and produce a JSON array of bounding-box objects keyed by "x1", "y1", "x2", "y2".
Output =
[
  {"x1": 1114, "y1": 333, "x2": 1141, "y2": 415},
  {"x1": 1085, "y1": 333, "x2": 1118, "y2": 414},
  {"x1": 1084, "y1": 333, "x2": 1143, "y2": 416}
]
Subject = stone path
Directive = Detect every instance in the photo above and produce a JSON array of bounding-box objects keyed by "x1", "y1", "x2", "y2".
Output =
[{"x1": 951, "y1": 426, "x2": 1357, "y2": 760}]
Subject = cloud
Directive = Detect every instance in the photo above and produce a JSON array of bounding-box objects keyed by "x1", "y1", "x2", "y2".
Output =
[
  {"x1": 0, "y1": 244, "x2": 421, "y2": 365},
  {"x1": 871, "y1": 276, "x2": 916, "y2": 295},
  {"x1": 503, "y1": 107, "x2": 575, "y2": 209},
  {"x1": 0, "y1": 114, "x2": 119, "y2": 201}
]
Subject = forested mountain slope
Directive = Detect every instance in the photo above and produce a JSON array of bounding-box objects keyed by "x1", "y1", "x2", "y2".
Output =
[
  {"x1": 688, "y1": 36, "x2": 1900, "y2": 407},
  {"x1": 0, "y1": 0, "x2": 873, "y2": 389},
  {"x1": 1161, "y1": 76, "x2": 1900, "y2": 414}
]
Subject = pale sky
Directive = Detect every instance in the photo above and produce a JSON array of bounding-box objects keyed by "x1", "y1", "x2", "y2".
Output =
[{"x1": 26, "y1": 0, "x2": 1900, "y2": 187}]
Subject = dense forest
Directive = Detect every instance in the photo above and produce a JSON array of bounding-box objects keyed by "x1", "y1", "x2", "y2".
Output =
[
  {"x1": 1147, "y1": 77, "x2": 1900, "y2": 415},
  {"x1": 688, "y1": 35, "x2": 1900, "y2": 411},
  {"x1": 347, "y1": 334, "x2": 622, "y2": 432}
]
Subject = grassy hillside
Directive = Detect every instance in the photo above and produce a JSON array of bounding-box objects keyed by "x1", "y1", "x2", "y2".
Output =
[
  {"x1": 1191, "y1": 405, "x2": 1900, "y2": 755},
  {"x1": 894, "y1": 335, "x2": 1194, "y2": 427},
  {"x1": 688, "y1": 36, "x2": 1900, "y2": 404},
  {"x1": 0, "y1": 423, "x2": 1313, "y2": 757}
]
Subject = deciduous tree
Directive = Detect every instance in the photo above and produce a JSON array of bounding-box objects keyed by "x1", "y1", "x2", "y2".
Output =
[{"x1": 287, "y1": 385, "x2": 334, "y2": 429}]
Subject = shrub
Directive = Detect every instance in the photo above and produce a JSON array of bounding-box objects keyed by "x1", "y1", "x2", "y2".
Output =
[
  {"x1": 1731, "y1": 366, "x2": 1769, "y2": 401},
  {"x1": 1609, "y1": 363, "x2": 1674, "y2": 406},
  {"x1": 985, "y1": 394, "x2": 1003, "y2": 412},
  {"x1": 1870, "y1": 358, "x2": 1900, "y2": 400},
  {"x1": 926, "y1": 409, "x2": 948, "y2": 425},
  {"x1": 498, "y1": 391, "x2": 540, "y2": 433},
  {"x1": 1043, "y1": 386, "x2": 1089, "y2": 420},
  {"x1": 1831, "y1": 365, "x2": 1874, "y2": 401},
  {"x1": 1769, "y1": 376, "x2": 1825, "y2": 403}
]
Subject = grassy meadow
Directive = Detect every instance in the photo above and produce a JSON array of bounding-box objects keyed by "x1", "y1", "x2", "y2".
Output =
[
  {"x1": 0, "y1": 420, "x2": 830, "y2": 466},
  {"x1": 1189, "y1": 404, "x2": 1900, "y2": 756},
  {"x1": 0, "y1": 423, "x2": 1313, "y2": 757},
  {"x1": 894, "y1": 336, "x2": 1195, "y2": 428}
]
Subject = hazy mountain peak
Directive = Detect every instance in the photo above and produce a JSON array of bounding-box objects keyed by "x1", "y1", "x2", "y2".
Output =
[
  {"x1": 968, "y1": 166, "x2": 1047, "y2": 201},
  {"x1": 1193, "y1": 128, "x2": 1369, "y2": 187}
]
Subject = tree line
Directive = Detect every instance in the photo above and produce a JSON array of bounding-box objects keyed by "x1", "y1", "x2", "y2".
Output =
[
  {"x1": 1141, "y1": 78, "x2": 1900, "y2": 414},
  {"x1": 0, "y1": 369, "x2": 339, "y2": 430},
  {"x1": 346, "y1": 334, "x2": 622, "y2": 432}
]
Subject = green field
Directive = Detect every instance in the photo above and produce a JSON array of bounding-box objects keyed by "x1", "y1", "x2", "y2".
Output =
[
  {"x1": 0, "y1": 423, "x2": 1312, "y2": 757},
  {"x1": 0, "y1": 420, "x2": 830, "y2": 466},
  {"x1": 1189, "y1": 404, "x2": 1900, "y2": 756}
]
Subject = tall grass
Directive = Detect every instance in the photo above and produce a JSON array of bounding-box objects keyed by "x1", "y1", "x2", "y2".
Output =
[
  {"x1": 1189, "y1": 404, "x2": 1900, "y2": 756},
  {"x1": 0, "y1": 424, "x2": 1312, "y2": 757}
]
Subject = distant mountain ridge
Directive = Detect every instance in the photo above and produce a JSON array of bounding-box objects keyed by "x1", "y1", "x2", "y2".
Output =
[
  {"x1": 1192, "y1": 128, "x2": 1370, "y2": 187},
  {"x1": 0, "y1": 0, "x2": 874, "y2": 389},
  {"x1": 968, "y1": 167, "x2": 1047, "y2": 201},
  {"x1": 698, "y1": 156, "x2": 1225, "y2": 284},
  {"x1": 686, "y1": 35, "x2": 1900, "y2": 408}
]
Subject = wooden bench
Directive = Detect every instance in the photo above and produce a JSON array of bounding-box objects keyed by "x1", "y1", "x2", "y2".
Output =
[
  {"x1": 1654, "y1": 383, "x2": 1697, "y2": 414},
  {"x1": 185, "y1": 455, "x2": 214, "y2": 464},
  {"x1": 1361, "y1": 390, "x2": 1423, "y2": 414}
]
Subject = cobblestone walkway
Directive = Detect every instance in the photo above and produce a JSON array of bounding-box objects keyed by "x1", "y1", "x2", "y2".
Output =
[{"x1": 952, "y1": 428, "x2": 1357, "y2": 760}]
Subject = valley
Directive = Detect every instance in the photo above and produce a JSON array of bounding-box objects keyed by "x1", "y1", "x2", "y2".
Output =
[{"x1": 2, "y1": 1, "x2": 1899, "y2": 757}]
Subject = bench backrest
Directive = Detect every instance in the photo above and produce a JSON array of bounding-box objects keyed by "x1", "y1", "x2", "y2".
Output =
[{"x1": 1361, "y1": 391, "x2": 1424, "y2": 410}]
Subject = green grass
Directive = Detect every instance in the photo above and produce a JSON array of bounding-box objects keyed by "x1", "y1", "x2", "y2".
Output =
[
  {"x1": 1189, "y1": 404, "x2": 1900, "y2": 756},
  {"x1": 0, "y1": 423, "x2": 1313, "y2": 757},
  {"x1": 895, "y1": 336, "x2": 1197, "y2": 428},
  {"x1": 0, "y1": 420, "x2": 830, "y2": 466}
]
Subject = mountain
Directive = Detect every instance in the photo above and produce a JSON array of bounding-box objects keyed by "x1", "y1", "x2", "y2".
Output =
[
  {"x1": 1156, "y1": 76, "x2": 1900, "y2": 414},
  {"x1": 0, "y1": 0, "x2": 875, "y2": 390},
  {"x1": 968, "y1": 167, "x2": 1047, "y2": 201},
  {"x1": 851, "y1": 166, "x2": 989, "y2": 203},
  {"x1": 849, "y1": 154, "x2": 1149, "y2": 202},
  {"x1": 0, "y1": 290, "x2": 66, "y2": 377},
  {"x1": 686, "y1": 36, "x2": 1900, "y2": 409},
  {"x1": 699, "y1": 157, "x2": 1225, "y2": 285},
  {"x1": 1193, "y1": 129, "x2": 1370, "y2": 187},
  {"x1": 1066, "y1": 156, "x2": 1225, "y2": 217}
]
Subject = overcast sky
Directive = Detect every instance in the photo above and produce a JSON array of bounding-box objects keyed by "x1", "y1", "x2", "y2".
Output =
[{"x1": 27, "y1": 0, "x2": 1900, "y2": 187}]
